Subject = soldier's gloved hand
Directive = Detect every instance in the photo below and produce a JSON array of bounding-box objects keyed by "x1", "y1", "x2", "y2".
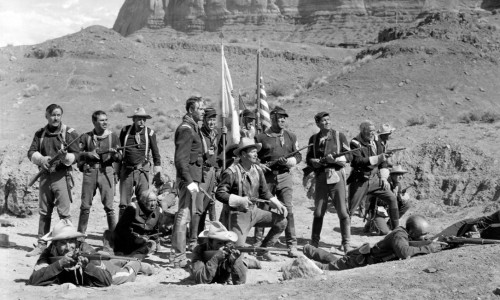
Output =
[
  {"x1": 221, "y1": 126, "x2": 228, "y2": 135},
  {"x1": 269, "y1": 197, "x2": 288, "y2": 218},
  {"x1": 59, "y1": 252, "x2": 76, "y2": 269},
  {"x1": 325, "y1": 154, "x2": 336, "y2": 164},
  {"x1": 85, "y1": 150, "x2": 99, "y2": 160},
  {"x1": 429, "y1": 242, "x2": 446, "y2": 253},
  {"x1": 40, "y1": 156, "x2": 52, "y2": 171},
  {"x1": 277, "y1": 157, "x2": 288, "y2": 165},
  {"x1": 187, "y1": 182, "x2": 199, "y2": 194},
  {"x1": 228, "y1": 195, "x2": 252, "y2": 211},
  {"x1": 310, "y1": 158, "x2": 323, "y2": 168},
  {"x1": 77, "y1": 255, "x2": 89, "y2": 268}
]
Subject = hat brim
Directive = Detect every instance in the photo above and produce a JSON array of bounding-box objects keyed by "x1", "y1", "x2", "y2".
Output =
[
  {"x1": 390, "y1": 171, "x2": 408, "y2": 175},
  {"x1": 234, "y1": 143, "x2": 262, "y2": 156},
  {"x1": 42, "y1": 232, "x2": 86, "y2": 242},
  {"x1": 127, "y1": 115, "x2": 152, "y2": 119},
  {"x1": 198, "y1": 230, "x2": 238, "y2": 242}
]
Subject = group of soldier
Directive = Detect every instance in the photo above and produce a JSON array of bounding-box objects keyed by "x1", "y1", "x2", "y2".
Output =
[{"x1": 24, "y1": 99, "x2": 499, "y2": 287}]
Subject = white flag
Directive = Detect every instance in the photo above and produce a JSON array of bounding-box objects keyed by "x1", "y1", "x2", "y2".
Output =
[{"x1": 221, "y1": 45, "x2": 240, "y2": 145}]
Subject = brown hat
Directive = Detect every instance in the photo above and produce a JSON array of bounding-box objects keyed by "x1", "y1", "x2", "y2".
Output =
[
  {"x1": 242, "y1": 109, "x2": 256, "y2": 119},
  {"x1": 314, "y1": 111, "x2": 329, "y2": 123},
  {"x1": 390, "y1": 165, "x2": 408, "y2": 175},
  {"x1": 41, "y1": 219, "x2": 86, "y2": 242},
  {"x1": 270, "y1": 106, "x2": 288, "y2": 117},
  {"x1": 233, "y1": 137, "x2": 262, "y2": 156},
  {"x1": 204, "y1": 107, "x2": 217, "y2": 119},
  {"x1": 127, "y1": 107, "x2": 152, "y2": 119},
  {"x1": 198, "y1": 221, "x2": 238, "y2": 242},
  {"x1": 378, "y1": 124, "x2": 395, "y2": 135},
  {"x1": 0, "y1": 233, "x2": 16, "y2": 248}
]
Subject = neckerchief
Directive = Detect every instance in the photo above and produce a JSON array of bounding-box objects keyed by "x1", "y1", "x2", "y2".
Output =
[
  {"x1": 201, "y1": 125, "x2": 218, "y2": 154},
  {"x1": 236, "y1": 163, "x2": 260, "y2": 196},
  {"x1": 92, "y1": 129, "x2": 112, "y2": 145},
  {"x1": 265, "y1": 128, "x2": 285, "y2": 146}
]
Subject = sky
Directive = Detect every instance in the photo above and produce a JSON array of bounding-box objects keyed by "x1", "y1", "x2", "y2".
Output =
[{"x1": 0, "y1": 0, "x2": 124, "y2": 47}]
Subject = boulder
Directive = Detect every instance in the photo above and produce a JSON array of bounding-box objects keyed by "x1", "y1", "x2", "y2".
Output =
[{"x1": 282, "y1": 256, "x2": 324, "y2": 281}]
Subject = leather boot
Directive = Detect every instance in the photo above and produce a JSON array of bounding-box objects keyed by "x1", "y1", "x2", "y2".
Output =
[
  {"x1": 303, "y1": 244, "x2": 337, "y2": 264},
  {"x1": 340, "y1": 217, "x2": 351, "y2": 247},
  {"x1": 285, "y1": 212, "x2": 297, "y2": 247},
  {"x1": 106, "y1": 213, "x2": 117, "y2": 232},
  {"x1": 311, "y1": 217, "x2": 323, "y2": 248},
  {"x1": 189, "y1": 214, "x2": 201, "y2": 250},
  {"x1": 389, "y1": 208, "x2": 400, "y2": 229},
  {"x1": 77, "y1": 210, "x2": 90, "y2": 234}
]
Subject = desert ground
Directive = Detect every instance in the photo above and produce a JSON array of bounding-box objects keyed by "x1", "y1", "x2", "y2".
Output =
[{"x1": 1, "y1": 9, "x2": 500, "y2": 300}]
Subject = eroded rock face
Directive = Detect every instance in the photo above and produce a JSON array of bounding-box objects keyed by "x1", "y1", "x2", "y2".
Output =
[{"x1": 113, "y1": 0, "x2": 491, "y2": 37}]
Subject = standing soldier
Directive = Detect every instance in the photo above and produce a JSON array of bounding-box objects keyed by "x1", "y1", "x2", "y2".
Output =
[
  {"x1": 255, "y1": 106, "x2": 302, "y2": 257},
  {"x1": 77, "y1": 110, "x2": 121, "y2": 235},
  {"x1": 118, "y1": 108, "x2": 162, "y2": 218},
  {"x1": 188, "y1": 107, "x2": 224, "y2": 250},
  {"x1": 172, "y1": 96, "x2": 205, "y2": 267},
  {"x1": 305, "y1": 112, "x2": 352, "y2": 251},
  {"x1": 27, "y1": 104, "x2": 80, "y2": 257},
  {"x1": 239, "y1": 109, "x2": 256, "y2": 139},
  {"x1": 348, "y1": 120, "x2": 398, "y2": 240}
]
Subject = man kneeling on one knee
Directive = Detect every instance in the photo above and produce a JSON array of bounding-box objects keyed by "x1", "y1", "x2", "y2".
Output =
[
  {"x1": 215, "y1": 138, "x2": 288, "y2": 261},
  {"x1": 191, "y1": 221, "x2": 247, "y2": 285}
]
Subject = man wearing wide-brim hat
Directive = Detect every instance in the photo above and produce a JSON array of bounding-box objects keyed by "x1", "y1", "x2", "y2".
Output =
[
  {"x1": 215, "y1": 138, "x2": 288, "y2": 262},
  {"x1": 377, "y1": 123, "x2": 395, "y2": 152},
  {"x1": 255, "y1": 106, "x2": 302, "y2": 257},
  {"x1": 364, "y1": 165, "x2": 412, "y2": 236},
  {"x1": 118, "y1": 107, "x2": 163, "y2": 218},
  {"x1": 28, "y1": 219, "x2": 156, "y2": 287},
  {"x1": 191, "y1": 221, "x2": 247, "y2": 284},
  {"x1": 240, "y1": 109, "x2": 256, "y2": 139}
]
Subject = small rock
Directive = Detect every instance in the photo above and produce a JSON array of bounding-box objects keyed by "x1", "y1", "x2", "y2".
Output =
[
  {"x1": 10, "y1": 56, "x2": 17, "y2": 61},
  {"x1": 404, "y1": 79, "x2": 411, "y2": 84},
  {"x1": 398, "y1": 82, "x2": 404, "y2": 87},
  {"x1": 365, "y1": 106, "x2": 373, "y2": 111},
  {"x1": 129, "y1": 75, "x2": 135, "y2": 78},
  {"x1": 493, "y1": 288, "x2": 500, "y2": 295},
  {"x1": 141, "y1": 85, "x2": 146, "y2": 90},
  {"x1": 416, "y1": 93, "x2": 420, "y2": 98},
  {"x1": 479, "y1": 87, "x2": 485, "y2": 92},
  {"x1": 131, "y1": 86, "x2": 140, "y2": 91},
  {"x1": 282, "y1": 256, "x2": 323, "y2": 280},
  {"x1": 465, "y1": 96, "x2": 471, "y2": 101},
  {"x1": 424, "y1": 267, "x2": 438, "y2": 273},
  {"x1": 111, "y1": 89, "x2": 115, "y2": 92},
  {"x1": 108, "y1": 74, "x2": 113, "y2": 77},
  {"x1": 464, "y1": 71, "x2": 469, "y2": 75},
  {"x1": 408, "y1": 62, "x2": 412, "y2": 66}
]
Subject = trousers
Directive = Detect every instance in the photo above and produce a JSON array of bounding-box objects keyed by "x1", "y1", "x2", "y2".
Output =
[
  {"x1": 119, "y1": 167, "x2": 149, "y2": 217},
  {"x1": 171, "y1": 180, "x2": 197, "y2": 261}
]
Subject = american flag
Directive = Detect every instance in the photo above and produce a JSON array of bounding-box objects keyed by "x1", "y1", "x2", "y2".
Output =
[{"x1": 258, "y1": 76, "x2": 271, "y2": 130}]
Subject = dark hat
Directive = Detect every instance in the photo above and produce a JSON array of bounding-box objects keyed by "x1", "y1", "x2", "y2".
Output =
[
  {"x1": 314, "y1": 111, "x2": 329, "y2": 123},
  {"x1": 270, "y1": 106, "x2": 288, "y2": 117},
  {"x1": 204, "y1": 107, "x2": 217, "y2": 118},
  {"x1": 242, "y1": 109, "x2": 256, "y2": 119}
]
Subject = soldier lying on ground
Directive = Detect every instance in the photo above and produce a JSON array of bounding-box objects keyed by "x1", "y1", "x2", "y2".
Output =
[
  {"x1": 191, "y1": 221, "x2": 247, "y2": 285},
  {"x1": 303, "y1": 215, "x2": 445, "y2": 271},
  {"x1": 28, "y1": 219, "x2": 155, "y2": 287},
  {"x1": 111, "y1": 190, "x2": 172, "y2": 259},
  {"x1": 434, "y1": 210, "x2": 500, "y2": 241}
]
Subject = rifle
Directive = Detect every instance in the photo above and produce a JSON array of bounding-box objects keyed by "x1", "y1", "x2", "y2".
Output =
[
  {"x1": 265, "y1": 144, "x2": 313, "y2": 168},
  {"x1": 401, "y1": 185, "x2": 414, "y2": 194},
  {"x1": 318, "y1": 147, "x2": 364, "y2": 164},
  {"x1": 385, "y1": 148, "x2": 406, "y2": 155},
  {"x1": 201, "y1": 246, "x2": 298, "y2": 261},
  {"x1": 28, "y1": 133, "x2": 83, "y2": 187},
  {"x1": 96, "y1": 143, "x2": 141, "y2": 155},
  {"x1": 444, "y1": 236, "x2": 500, "y2": 246},
  {"x1": 49, "y1": 252, "x2": 138, "y2": 264}
]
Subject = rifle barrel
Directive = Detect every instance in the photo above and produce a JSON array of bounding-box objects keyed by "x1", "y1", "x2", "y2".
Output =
[{"x1": 266, "y1": 144, "x2": 313, "y2": 167}]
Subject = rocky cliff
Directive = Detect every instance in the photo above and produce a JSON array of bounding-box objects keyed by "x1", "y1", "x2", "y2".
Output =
[{"x1": 113, "y1": 0, "x2": 497, "y2": 43}]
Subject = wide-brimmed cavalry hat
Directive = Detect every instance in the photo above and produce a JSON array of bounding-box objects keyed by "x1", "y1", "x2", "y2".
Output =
[
  {"x1": 41, "y1": 219, "x2": 86, "y2": 242},
  {"x1": 233, "y1": 137, "x2": 262, "y2": 156},
  {"x1": 241, "y1": 109, "x2": 256, "y2": 119},
  {"x1": 198, "y1": 221, "x2": 238, "y2": 242},
  {"x1": 128, "y1": 107, "x2": 152, "y2": 119},
  {"x1": 390, "y1": 165, "x2": 408, "y2": 175},
  {"x1": 204, "y1": 107, "x2": 217, "y2": 119},
  {"x1": 0, "y1": 233, "x2": 16, "y2": 248},
  {"x1": 270, "y1": 106, "x2": 289, "y2": 117},
  {"x1": 378, "y1": 123, "x2": 395, "y2": 135}
]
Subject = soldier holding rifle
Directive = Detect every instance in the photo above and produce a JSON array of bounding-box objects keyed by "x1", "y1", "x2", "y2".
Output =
[
  {"x1": 255, "y1": 106, "x2": 302, "y2": 257},
  {"x1": 77, "y1": 110, "x2": 122, "y2": 235},
  {"x1": 27, "y1": 104, "x2": 80, "y2": 257},
  {"x1": 28, "y1": 220, "x2": 155, "y2": 287},
  {"x1": 305, "y1": 112, "x2": 354, "y2": 252}
]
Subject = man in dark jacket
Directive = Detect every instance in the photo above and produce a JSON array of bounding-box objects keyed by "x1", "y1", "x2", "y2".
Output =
[
  {"x1": 348, "y1": 120, "x2": 398, "y2": 243},
  {"x1": 255, "y1": 106, "x2": 302, "y2": 257},
  {"x1": 305, "y1": 112, "x2": 353, "y2": 251},
  {"x1": 118, "y1": 107, "x2": 162, "y2": 218},
  {"x1": 77, "y1": 110, "x2": 121, "y2": 234},
  {"x1": 303, "y1": 215, "x2": 445, "y2": 271},
  {"x1": 191, "y1": 221, "x2": 246, "y2": 285},
  {"x1": 28, "y1": 220, "x2": 154, "y2": 286},
  {"x1": 434, "y1": 210, "x2": 500, "y2": 241},
  {"x1": 172, "y1": 96, "x2": 205, "y2": 267},
  {"x1": 27, "y1": 104, "x2": 80, "y2": 257},
  {"x1": 113, "y1": 190, "x2": 170, "y2": 259}
]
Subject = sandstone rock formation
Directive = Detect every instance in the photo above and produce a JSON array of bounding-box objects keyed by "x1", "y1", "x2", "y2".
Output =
[{"x1": 113, "y1": 0, "x2": 496, "y2": 39}]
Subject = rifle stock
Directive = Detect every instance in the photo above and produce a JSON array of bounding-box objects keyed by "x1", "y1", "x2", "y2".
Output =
[
  {"x1": 49, "y1": 252, "x2": 138, "y2": 264},
  {"x1": 265, "y1": 144, "x2": 313, "y2": 168},
  {"x1": 385, "y1": 148, "x2": 406, "y2": 155}
]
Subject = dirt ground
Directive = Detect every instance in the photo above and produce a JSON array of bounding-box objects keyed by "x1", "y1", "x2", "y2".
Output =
[{"x1": 1, "y1": 9, "x2": 500, "y2": 300}]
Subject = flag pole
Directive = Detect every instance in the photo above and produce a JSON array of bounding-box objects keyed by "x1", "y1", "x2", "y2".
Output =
[
  {"x1": 256, "y1": 41, "x2": 262, "y2": 134},
  {"x1": 220, "y1": 33, "x2": 226, "y2": 170}
]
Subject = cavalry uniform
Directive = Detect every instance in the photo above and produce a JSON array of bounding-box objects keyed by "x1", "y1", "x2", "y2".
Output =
[
  {"x1": 306, "y1": 128, "x2": 352, "y2": 248},
  {"x1": 118, "y1": 124, "x2": 161, "y2": 217},
  {"x1": 27, "y1": 124, "x2": 79, "y2": 250},
  {"x1": 77, "y1": 129, "x2": 121, "y2": 234},
  {"x1": 172, "y1": 114, "x2": 204, "y2": 264}
]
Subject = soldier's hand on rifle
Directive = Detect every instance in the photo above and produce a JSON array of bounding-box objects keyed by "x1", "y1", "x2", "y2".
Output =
[
  {"x1": 40, "y1": 156, "x2": 52, "y2": 171},
  {"x1": 76, "y1": 254, "x2": 89, "y2": 268},
  {"x1": 221, "y1": 126, "x2": 228, "y2": 135},
  {"x1": 429, "y1": 241, "x2": 446, "y2": 253},
  {"x1": 187, "y1": 182, "x2": 199, "y2": 194},
  {"x1": 325, "y1": 154, "x2": 336, "y2": 164},
  {"x1": 85, "y1": 150, "x2": 99, "y2": 160},
  {"x1": 259, "y1": 163, "x2": 271, "y2": 172},
  {"x1": 277, "y1": 157, "x2": 288, "y2": 165},
  {"x1": 58, "y1": 252, "x2": 76, "y2": 269},
  {"x1": 310, "y1": 158, "x2": 323, "y2": 168},
  {"x1": 269, "y1": 197, "x2": 288, "y2": 218},
  {"x1": 229, "y1": 195, "x2": 252, "y2": 211},
  {"x1": 134, "y1": 234, "x2": 149, "y2": 245}
]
